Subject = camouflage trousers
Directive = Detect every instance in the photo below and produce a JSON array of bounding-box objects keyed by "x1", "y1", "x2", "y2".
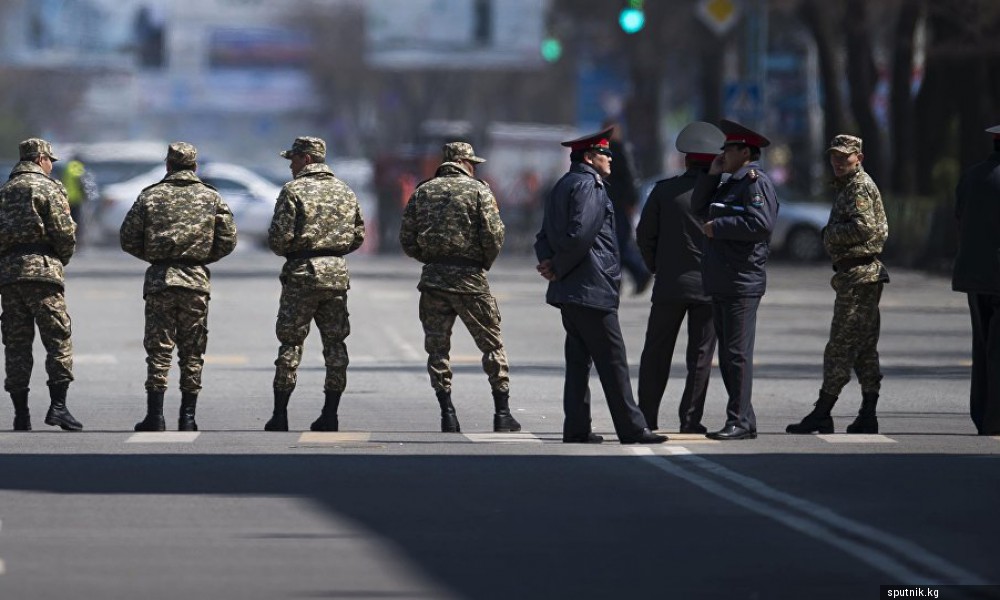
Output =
[
  {"x1": 821, "y1": 282, "x2": 884, "y2": 396},
  {"x1": 418, "y1": 289, "x2": 509, "y2": 394},
  {"x1": 273, "y1": 287, "x2": 349, "y2": 393},
  {"x1": 144, "y1": 288, "x2": 209, "y2": 393},
  {"x1": 1, "y1": 282, "x2": 73, "y2": 392}
]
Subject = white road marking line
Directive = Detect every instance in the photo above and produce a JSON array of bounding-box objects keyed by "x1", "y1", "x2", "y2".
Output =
[
  {"x1": 298, "y1": 432, "x2": 371, "y2": 443},
  {"x1": 818, "y1": 434, "x2": 896, "y2": 444},
  {"x1": 464, "y1": 432, "x2": 542, "y2": 443},
  {"x1": 204, "y1": 355, "x2": 248, "y2": 365},
  {"x1": 74, "y1": 354, "x2": 118, "y2": 364},
  {"x1": 126, "y1": 432, "x2": 201, "y2": 443},
  {"x1": 381, "y1": 325, "x2": 422, "y2": 361},
  {"x1": 661, "y1": 433, "x2": 720, "y2": 444},
  {"x1": 631, "y1": 447, "x2": 987, "y2": 585}
]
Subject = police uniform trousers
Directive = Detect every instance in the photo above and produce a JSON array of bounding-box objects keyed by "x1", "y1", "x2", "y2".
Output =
[
  {"x1": 559, "y1": 304, "x2": 648, "y2": 439},
  {"x1": 968, "y1": 292, "x2": 1000, "y2": 434},
  {"x1": 274, "y1": 286, "x2": 350, "y2": 394},
  {"x1": 712, "y1": 296, "x2": 760, "y2": 432},
  {"x1": 1, "y1": 282, "x2": 73, "y2": 392},
  {"x1": 144, "y1": 287, "x2": 209, "y2": 393},
  {"x1": 419, "y1": 288, "x2": 509, "y2": 394},
  {"x1": 637, "y1": 301, "x2": 716, "y2": 430},
  {"x1": 820, "y1": 282, "x2": 883, "y2": 397}
]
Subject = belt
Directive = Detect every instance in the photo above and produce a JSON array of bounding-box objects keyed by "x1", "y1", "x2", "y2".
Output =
[
  {"x1": 284, "y1": 249, "x2": 345, "y2": 260},
  {"x1": 6, "y1": 242, "x2": 56, "y2": 257},
  {"x1": 833, "y1": 255, "x2": 877, "y2": 272},
  {"x1": 151, "y1": 258, "x2": 204, "y2": 267},
  {"x1": 428, "y1": 256, "x2": 483, "y2": 268}
]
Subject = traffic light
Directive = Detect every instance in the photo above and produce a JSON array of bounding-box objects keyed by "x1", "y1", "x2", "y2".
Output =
[
  {"x1": 541, "y1": 37, "x2": 562, "y2": 63},
  {"x1": 619, "y1": 0, "x2": 645, "y2": 34}
]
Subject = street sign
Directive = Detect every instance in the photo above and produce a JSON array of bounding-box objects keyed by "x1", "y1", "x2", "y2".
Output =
[
  {"x1": 697, "y1": 0, "x2": 741, "y2": 36},
  {"x1": 723, "y1": 81, "x2": 762, "y2": 124}
]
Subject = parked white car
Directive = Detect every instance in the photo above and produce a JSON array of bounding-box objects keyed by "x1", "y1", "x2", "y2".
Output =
[
  {"x1": 96, "y1": 162, "x2": 281, "y2": 247},
  {"x1": 639, "y1": 175, "x2": 831, "y2": 262}
]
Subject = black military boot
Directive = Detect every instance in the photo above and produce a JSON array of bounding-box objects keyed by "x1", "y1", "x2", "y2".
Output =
[
  {"x1": 310, "y1": 391, "x2": 340, "y2": 432},
  {"x1": 786, "y1": 391, "x2": 838, "y2": 434},
  {"x1": 44, "y1": 383, "x2": 83, "y2": 431},
  {"x1": 437, "y1": 389, "x2": 460, "y2": 433},
  {"x1": 178, "y1": 392, "x2": 198, "y2": 432},
  {"x1": 846, "y1": 392, "x2": 879, "y2": 433},
  {"x1": 134, "y1": 390, "x2": 166, "y2": 431},
  {"x1": 11, "y1": 390, "x2": 31, "y2": 431},
  {"x1": 264, "y1": 389, "x2": 291, "y2": 431},
  {"x1": 492, "y1": 389, "x2": 521, "y2": 432}
]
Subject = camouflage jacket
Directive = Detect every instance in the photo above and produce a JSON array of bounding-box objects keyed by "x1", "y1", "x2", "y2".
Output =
[
  {"x1": 120, "y1": 170, "x2": 238, "y2": 297},
  {"x1": 824, "y1": 165, "x2": 889, "y2": 287},
  {"x1": 0, "y1": 161, "x2": 76, "y2": 288},
  {"x1": 399, "y1": 162, "x2": 504, "y2": 294},
  {"x1": 268, "y1": 163, "x2": 365, "y2": 291}
]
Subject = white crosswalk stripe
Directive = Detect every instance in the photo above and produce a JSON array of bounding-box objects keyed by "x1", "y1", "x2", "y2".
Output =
[
  {"x1": 464, "y1": 432, "x2": 542, "y2": 443},
  {"x1": 297, "y1": 432, "x2": 372, "y2": 443},
  {"x1": 126, "y1": 432, "x2": 201, "y2": 443},
  {"x1": 817, "y1": 434, "x2": 896, "y2": 443}
]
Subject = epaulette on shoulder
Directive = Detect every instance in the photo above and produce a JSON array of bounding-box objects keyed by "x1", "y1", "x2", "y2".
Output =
[
  {"x1": 748, "y1": 169, "x2": 759, "y2": 182},
  {"x1": 477, "y1": 178, "x2": 491, "y2": 189}
]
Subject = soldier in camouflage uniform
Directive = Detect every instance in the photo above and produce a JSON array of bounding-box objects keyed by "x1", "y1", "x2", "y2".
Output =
[
  {"x1": 399, "y1": 142, "x2": 520, "y2": 434},
  {"x1": 264, "y1": 136, "x2": 366, "y2": 432},
  {"x1": 0, "y1": 138, "x2": 82, "y2": 431},
  {"x1": 121, "y1": 142, "x2": 237, "y2": 432},
  {"x1": 787, "y1": 134, "x2": 889, "y2": 434}
]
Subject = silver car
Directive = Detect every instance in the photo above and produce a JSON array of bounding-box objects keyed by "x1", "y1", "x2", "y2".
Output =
[
  {"x1": 96, "y1": 162, "x2": 281, "y2": 247},
  {"x1": 639, "y1": 175, "x2": 831, "y2": 262}
]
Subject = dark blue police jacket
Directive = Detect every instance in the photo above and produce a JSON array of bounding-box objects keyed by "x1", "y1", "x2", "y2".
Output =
[
  {"x1": 691, "y1": 161, "x2": 779, "y2": 297},
  {"x1": 534, "y1": 162, "x2": 622, "y2": 311}
]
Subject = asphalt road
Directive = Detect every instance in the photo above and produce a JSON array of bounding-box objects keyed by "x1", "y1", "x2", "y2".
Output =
[{"x1": 0, "y1": 247, "x2": 997, "y2": 600}]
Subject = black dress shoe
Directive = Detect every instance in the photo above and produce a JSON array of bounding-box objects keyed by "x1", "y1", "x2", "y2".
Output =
[
  {"x1": 620, "y1": 428, "x2": 668, "y2": 444},
  {"x1": 563, "y1": 433, "x2": 604, "y2": 444},
  {"x1": 706, "y1": 425, "x2": 756, "y2": 440},
  {"x1": 679, "y1": 423, "x2": 708, "y2": 434}
]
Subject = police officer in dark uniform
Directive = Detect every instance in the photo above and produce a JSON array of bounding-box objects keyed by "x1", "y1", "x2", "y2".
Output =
[
  {"x1": 691, "y1": 120, "x2": 779, "y2": 440},
  {"x1": 636, "y1": 122, "x2": 724, "y2": 433},
  {"x1": 952, "y1": 125, "x2": 1000, "y2": 435},
  {"x1": 535, "y1": 127, "x2": 665, "y2": 445}
]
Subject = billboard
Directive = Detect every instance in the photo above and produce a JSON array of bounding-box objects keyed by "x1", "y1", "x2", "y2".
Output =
[{"x1": 365, "y1": 0, "x2": 548, "y2": 70}]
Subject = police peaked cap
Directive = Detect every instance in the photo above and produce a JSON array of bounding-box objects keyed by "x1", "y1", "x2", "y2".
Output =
[
  {"x1": 561, "y1": 127, "x2": 614, "y2": 153},
  {"x1": 676, "y1": 122, "x2": 725, "y2": 156},
  {"x1": 719, "y1": 119, "x2": 770, "y2": 149}
]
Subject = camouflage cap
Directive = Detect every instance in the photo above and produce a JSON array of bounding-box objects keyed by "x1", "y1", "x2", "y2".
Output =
[
  {"x1": 827, "y1": 134, "x2": 863, "y2": 155},
  {"x1": 442, "y1": 141, "x2": 486, "y2": 164},
  {"x1": 19, "y1": 138, "x2": 59, "y2": 162},
  {"x1": 166, "y1": 142, "x2": 198, "y2": 167},
  {"x1": 280, "y1": 136, "x2": 327, "y2": 160}
]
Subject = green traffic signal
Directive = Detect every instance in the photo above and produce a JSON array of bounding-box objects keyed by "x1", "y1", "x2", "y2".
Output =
[
  {"x1": 619, "y1": 8, "x2": 645, "y2": 34},
  {"x1": 541, "y1": 37, "x2": 562, "y2": 62}
]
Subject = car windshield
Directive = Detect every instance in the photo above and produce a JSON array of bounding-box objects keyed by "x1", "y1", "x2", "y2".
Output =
[{"x1": 84, "y1": 161, "x2": 164, "y2": 187}]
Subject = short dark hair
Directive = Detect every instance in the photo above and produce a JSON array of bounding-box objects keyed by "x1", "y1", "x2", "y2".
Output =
[{"x1": 748, "y1": 146, "x2": 761, "y2": 161}]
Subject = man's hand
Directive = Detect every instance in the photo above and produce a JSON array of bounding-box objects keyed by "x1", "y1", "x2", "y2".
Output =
[
  {"x1": 709, "y1": 153, "x2": 726, "y2": 175},
  {"x1": 537, "y1": 259, "x2": 557, "y2": 281},
  {"x1": 702, "y1": 220, "x2": 715, "y2": 238}
]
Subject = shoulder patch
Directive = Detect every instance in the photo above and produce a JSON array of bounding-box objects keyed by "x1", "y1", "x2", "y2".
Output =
[{"x1": 750, "y1": 192, "x2": 764, "y2": 208}]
